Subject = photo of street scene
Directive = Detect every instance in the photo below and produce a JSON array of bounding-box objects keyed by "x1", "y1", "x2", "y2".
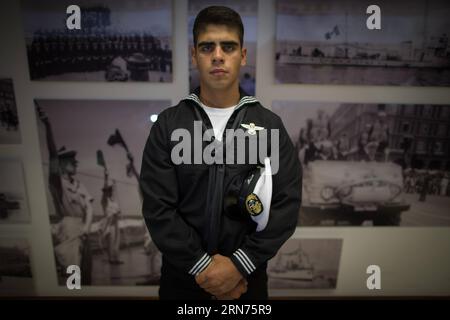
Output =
[
  {"x1": 0, "y1": 238, "x2": 34, "y2": 296},
  {"x1": 188, "y1": 0, "x2": 257, "y2": 95},
  {"x1": 0, "y1": 79, "x2": 21, "y2": 144},
  {"x1": 0, "y1": 159, "x2": 30, "y2": 224},
  {"x1": 268, "y1": 238, "x2": 342, "y2": 290},
  {"x1": 273, "y1": 101, "x2": 450, "y2": 226},
  {"x1": 275, "y1": 0, "x2": 450, "y2": 85},
  {"x1": 35, "y1": 99, "x2": 170, "y2": 285},
  {"x1": 22, "y1": 0, "x2": 172, "y2": 82}
]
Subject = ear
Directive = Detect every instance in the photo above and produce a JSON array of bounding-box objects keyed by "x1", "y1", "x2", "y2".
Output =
[
  {"x1": 191, "y1": 46, "x2": 198, "y2": 67},
  {"x1": 240, "y1": 47, "x2": 247, "y2": 67}
]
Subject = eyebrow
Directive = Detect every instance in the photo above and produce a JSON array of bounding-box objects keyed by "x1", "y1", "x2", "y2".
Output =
[{"x1": 197, "y1": 41, "x2": 239, "y2": 47}]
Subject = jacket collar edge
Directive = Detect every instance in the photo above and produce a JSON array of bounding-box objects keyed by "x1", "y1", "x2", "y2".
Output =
[{"x1": 182, "y1": 87, "x2": 258, "y2": 109}]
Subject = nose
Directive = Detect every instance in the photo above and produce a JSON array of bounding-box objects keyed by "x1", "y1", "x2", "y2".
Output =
[{"x1": 212, "y1": 46, "x2": 224, "y2": 64}]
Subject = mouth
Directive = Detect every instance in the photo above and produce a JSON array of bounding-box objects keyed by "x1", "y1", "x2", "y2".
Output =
[{"x1": 210, "y1": 69, "x2": 228, "y2": 76}]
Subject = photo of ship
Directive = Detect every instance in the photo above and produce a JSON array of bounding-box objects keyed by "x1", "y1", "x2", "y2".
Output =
[
  {"x1": 275, "y1": 0, "x2": 450, "y2": 85},
  {"x1": 268, "y1": 238, "x2": 342, "y2": 290},
  {"x1": 269, "y1": 243, "x2": 314, "y2": 281}
]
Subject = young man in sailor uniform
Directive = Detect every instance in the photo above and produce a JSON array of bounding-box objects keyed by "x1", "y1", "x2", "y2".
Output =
[{"x1": 140, "y1": 6, "x2": 301, "y2": 300}]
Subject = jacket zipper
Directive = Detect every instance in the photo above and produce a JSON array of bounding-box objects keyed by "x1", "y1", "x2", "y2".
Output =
[{"x1": 188, "y1": 97, "x2": 253, "y2": 254}]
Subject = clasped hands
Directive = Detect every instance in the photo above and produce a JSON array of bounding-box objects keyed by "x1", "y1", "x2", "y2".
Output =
[{"x1": 195, "y1": 254, "x2": 247, "y2": 300}]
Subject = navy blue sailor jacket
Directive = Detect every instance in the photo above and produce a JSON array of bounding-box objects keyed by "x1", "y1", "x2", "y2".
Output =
[{"x1": 139, "y1": 88, "x2": 301, "y2": 279}]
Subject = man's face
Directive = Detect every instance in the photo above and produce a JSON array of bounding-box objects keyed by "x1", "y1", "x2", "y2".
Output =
[
  {"x1": 192, "y1": 24, "x2": 247, "y2": 91},
  {"x1": 62, "y1": 160, "x2": 77, "y2": 176}
]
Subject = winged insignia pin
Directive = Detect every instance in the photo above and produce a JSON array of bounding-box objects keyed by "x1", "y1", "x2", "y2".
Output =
[{"x1": 241, "y1": 123, "x2": 264, "y2": 135}]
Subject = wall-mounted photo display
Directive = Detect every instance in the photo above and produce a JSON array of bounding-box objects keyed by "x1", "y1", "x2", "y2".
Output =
[
  {"x1": 0, "y1": 79, "x2": 21, "y2": 144},
  {"x1": 21, "y1": 0, "x2": 172, "y2": 82},
  {"x1": 273, "y1": 101, "x2": 450, "y2": 226},
  {"x1": 0, "y1": 159, "x2": 30, "y2": 223},
  {"x1": 0, "y1": 238, "x2": 34, "y2": 296},
  {"x1": 35, "y1": 99, "x2": 170, "y2": 286},
  {"x1": 188, "y1": 0, "x2": 257, "y2": 95},
  {"x1": 268, "y1": 238, "x2": 342, "y2": 291},
  {"x1": 275, "y1": 0, "x2": 450, "y2": 85}
]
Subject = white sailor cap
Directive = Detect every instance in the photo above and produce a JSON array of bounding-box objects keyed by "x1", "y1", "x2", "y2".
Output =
[{"x1": 224, "y1": 157, "x2": 272, "y2": 232}]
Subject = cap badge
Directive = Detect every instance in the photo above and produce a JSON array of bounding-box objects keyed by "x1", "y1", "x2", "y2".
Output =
[{"x1": 245, "y1": 193, "x2": 263, "y2": 216}]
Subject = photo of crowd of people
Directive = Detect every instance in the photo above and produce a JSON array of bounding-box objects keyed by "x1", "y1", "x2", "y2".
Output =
[
  {"x1": 275, "y1": 0, "x2": 450, "y2": 85},
  {"x1": 404, "y1": 168, "x2": 450, "y2": 199},
  {"x1": 35, "y1": 99, "x2": 169, "y2": 285},
  {"x1": 22, "y1": 0, "x2": 172, "y2": 82},
  {"x1": 273, "y1": 101, "x2": 450, "y2": 226},
  {"x1": 0, "y1": 79, "x2": 20, "y2": 144},
  {"x1": 188, "y1": 0, "x2": 257, "y2": 95},
  {"x1": 294, "y1": 109, "x2": 390, "y2": 165}
]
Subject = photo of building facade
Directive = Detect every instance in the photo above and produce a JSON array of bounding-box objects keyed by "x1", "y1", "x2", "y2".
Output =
[{"x1": 273, "y1": 101, "x2": 450, "y2": 226}]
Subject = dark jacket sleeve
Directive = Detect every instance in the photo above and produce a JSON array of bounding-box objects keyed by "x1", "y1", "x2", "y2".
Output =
[
  {"x1": 230, "y1": 115, "x2": 302, "y2": 277},
  {"x1": 140, "y1": 112, "x2": 211, "y2": 276}
]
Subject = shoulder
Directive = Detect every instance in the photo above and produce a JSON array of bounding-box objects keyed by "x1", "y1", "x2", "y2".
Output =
[
  {"x1": 155, "y1": 104, "x2": 180, "y2": 121},
  {"x1": 154, "y1": 100, "x2": 192, "y2": 124},
  {"x1": 247, "y1": 102, "x2": 283, "y2": 127},
  {"x1": 148, "y1": 101, "x2": 194, "y2": 144}
]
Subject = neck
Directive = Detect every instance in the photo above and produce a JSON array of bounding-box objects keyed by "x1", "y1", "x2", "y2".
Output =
[
  {"x1": 62, "y1": 172, "x2": 74, "y2": 182},
  {"x1": 199, "y1": 82, "x2": 240, "y2": 108}
]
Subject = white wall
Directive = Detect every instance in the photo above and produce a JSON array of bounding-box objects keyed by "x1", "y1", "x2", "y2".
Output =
[{"x1": 0, "y1": 0, "x2": 449, "y2": 297}]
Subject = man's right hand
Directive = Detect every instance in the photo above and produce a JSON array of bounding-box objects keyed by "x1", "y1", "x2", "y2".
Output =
[{"x1": 215, "y1": 278, "x2": 248, "y2": 300}]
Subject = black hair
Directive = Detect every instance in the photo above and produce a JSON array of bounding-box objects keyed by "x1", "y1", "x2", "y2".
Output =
[{"x1": 193, "y1": 6, "x2": 244, "y2": 47}]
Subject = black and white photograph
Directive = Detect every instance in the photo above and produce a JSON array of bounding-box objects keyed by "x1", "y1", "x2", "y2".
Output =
[
  {"x1": 35, "y1": 99, "x2": 170, "y2": 286},
  {"x1": 22, "y1": 0, "x2": 172, "y2": 82},
  {"x1": 268, "y1": 238, "x2": 342, "y2": 290},
  {"x1": 0, "y1": 79, "x2": 21, "y2": 144},
  {"x1": 275, "y1": 0, "x2": 450, "y2": 85},
  {"x1": 188, "y1": 0, "x2": 257, "y2": 95},
  {"x1": 273, "y1": 101, "x2": 450, "y2": 226},
  {"x1": 0, "y1": 238, "x2": 34, "y2": 296},
  {"x1": 0, "y1": 159, "x2": 30, "y2": 223}
]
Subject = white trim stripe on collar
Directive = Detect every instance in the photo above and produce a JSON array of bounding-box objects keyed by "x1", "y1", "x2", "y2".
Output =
[{"x1": 183, "y1": 94, "x2": 258, "y2": 110}]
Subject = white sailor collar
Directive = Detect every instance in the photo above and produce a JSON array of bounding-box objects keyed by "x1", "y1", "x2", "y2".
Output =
[{"x1": 183, "y1": 93, "x2": 258, "y2": 110}]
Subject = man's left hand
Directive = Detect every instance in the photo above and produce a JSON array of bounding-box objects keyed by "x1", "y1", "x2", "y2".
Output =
[
  {"x1": 195, "y1": 254, "x2": 243, "y2": 296},
  {"x1": 215, "y1": 278, "x2": 248, "y2": 300}
]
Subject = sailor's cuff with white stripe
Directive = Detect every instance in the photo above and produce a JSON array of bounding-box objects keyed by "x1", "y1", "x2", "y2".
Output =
[
  {"x1": 230, "y1": 248, "x2": 256, "y2": 277},
  {"x1": 188, "y1": 253, "x2": 212, "y2": 276}
]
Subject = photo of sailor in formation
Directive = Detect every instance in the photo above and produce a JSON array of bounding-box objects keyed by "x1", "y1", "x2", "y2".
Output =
[
  {"x1": 35, "y1": 99, "x2": 169, "y2": 285},
  {"x1": 22, "y1": 0, "x2": 172, "y2": 82},
  {"x1": 273, "y1": 101, "x2": 450, "y2": 227}
]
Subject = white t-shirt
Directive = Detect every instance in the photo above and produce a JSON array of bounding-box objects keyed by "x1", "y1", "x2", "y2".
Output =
[{"x1": 201, "y1": 102, "x2": 237, "y2": 141}]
